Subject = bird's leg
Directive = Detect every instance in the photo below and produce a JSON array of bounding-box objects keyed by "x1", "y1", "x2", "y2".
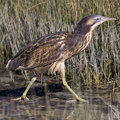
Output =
[
  {"x1": 12, "y1": 77, "x2": 37, "y2": 101},
  {"x1": 62, "y1": 77, "x2": 87, "y2": 103},
  {"x1": 59, "y1": 63, "x2": 87, "y2": 103},
  {"x1": 23, "y1": 70, "x2": 30, "y2": 81},
  {"x1": 9, "y1": 71, "x2": 15, "y2": 82}
]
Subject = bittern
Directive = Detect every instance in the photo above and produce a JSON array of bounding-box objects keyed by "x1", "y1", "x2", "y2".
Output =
[{"x1": 6, "y1": 15, "x2": 116, "y2": 102}]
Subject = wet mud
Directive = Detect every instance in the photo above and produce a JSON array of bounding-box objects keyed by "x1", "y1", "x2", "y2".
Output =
[{"x1": 0, "y1": 68, "x2": 120, "y2": 120}]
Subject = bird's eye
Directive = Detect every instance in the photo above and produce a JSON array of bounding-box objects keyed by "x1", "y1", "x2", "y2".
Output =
[{"x1": 96, "y1": 18, "x2": 100, "y2": 20}]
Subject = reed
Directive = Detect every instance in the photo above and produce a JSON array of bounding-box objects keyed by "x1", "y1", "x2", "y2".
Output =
[{"x1": 0, "y1": 0, "x2": 119, "y2": 85}]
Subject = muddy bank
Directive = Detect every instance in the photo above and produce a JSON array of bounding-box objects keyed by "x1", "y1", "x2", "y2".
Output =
[{"x1": 0, "y1": 68, "x2": 120, "y2": 120}]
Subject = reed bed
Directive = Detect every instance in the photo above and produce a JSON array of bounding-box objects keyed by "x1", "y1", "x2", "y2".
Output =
[{"x1": 0, "y1": 0, "x2": 120, "y2": 85}]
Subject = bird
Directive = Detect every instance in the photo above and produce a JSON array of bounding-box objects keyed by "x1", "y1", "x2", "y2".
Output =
[{"x1": 6, "y1": 15, "x2": 116, "y2": 102}]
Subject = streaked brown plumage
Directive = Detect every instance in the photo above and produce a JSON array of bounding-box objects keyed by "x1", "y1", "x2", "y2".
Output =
[{"x1": 6, "y1": 15, "x2": 116, "y2": 102}]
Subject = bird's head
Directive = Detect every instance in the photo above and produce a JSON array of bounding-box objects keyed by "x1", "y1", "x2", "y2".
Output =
[
  {"x1": 86, "y1": 15, "x2": 116, "y2": 30},
  {"x1": 74, "y1": 15, "x2": 116, "y2": 34}
]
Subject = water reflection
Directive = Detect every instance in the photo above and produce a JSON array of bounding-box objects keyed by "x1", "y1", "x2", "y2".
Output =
[{"x1": 0, "y1": 74, "x2": 120, "y2": 120}]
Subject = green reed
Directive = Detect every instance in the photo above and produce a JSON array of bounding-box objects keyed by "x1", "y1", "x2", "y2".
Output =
[{"x1": 0, "y1": 0, "x2": 119, "y2": 85}]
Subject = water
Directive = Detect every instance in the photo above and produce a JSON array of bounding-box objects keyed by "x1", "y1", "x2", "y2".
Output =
[{"x1": 0, "y1": 71, "x2": 120, "y2": 120}]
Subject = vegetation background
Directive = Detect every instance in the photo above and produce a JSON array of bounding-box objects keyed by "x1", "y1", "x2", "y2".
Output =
[{"x1": 0, "y1": 0, "x2": 120, "y2": 85}]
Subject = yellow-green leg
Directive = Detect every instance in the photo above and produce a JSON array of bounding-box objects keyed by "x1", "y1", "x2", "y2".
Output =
[
  {"x1": 63, "y1": 78, "x2": 87, "y2": 102},
  {"x1": 59, "y1": 62, "x2": 87, "y2": 103},
  {"x1": 12, "y1": 77, "x2": 37, "y2": 101},
  {"x1": 23, "y1": 70, "x2": 30, "y2": 81}
]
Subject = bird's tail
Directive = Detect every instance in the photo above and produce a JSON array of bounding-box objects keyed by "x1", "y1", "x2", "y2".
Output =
[
  {"x1": 6, "y1": 59, "x2": 19, "y2": 71},
  {"x1": 6, "y1": 59, "x2": 12, "y2": 70}
]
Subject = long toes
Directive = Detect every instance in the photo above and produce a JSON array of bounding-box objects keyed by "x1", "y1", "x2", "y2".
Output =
[
  {"x1": 11, "y1": 97, "x2": 22, "y2": 101},
  {"x1": 21, "y1": 96, "x2": 29, "y2": 101},
  {"x1": 11, "y1": 96, "x2": 29, "y2": 101},
  {"x1": 76, "y1": 98, "x2": 88, "y2": 103},
  {"x1": 66, "y1": 98, "x2": 88, "y2": 103},
  {"x1": 66, "y1": 99, "x2": 77, "y2": 103}
]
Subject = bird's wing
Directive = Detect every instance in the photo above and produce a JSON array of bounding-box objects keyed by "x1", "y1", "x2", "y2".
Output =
[{"x1": 8, "y1": 32, "x2": 71, "y2": 70}]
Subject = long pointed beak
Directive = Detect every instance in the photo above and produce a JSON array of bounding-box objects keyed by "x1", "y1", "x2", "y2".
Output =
[
  {"x1": 106, "y1": 17, "x2": 117, "y2": 21},
  {"x1": 103, "y1": 17, "x2": 117, "y2": 22}
]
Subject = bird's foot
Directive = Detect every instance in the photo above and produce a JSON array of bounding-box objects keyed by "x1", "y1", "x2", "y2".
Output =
[
  {"x1": 66, "y1": 99, "x2": 77, "y2": 103},
  {"x1": 66, "y1": 98, "x2": 88, "y2": 103},
  {"x1": 11, "y1": 95, "x2": 29, "y2": 101},
  {"x1": 76, "y1": 97, "x2": 88, "y2": 103}
]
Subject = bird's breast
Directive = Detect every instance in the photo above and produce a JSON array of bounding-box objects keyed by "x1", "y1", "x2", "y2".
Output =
[
  {"x1": 80, "y1": 31, "x2": 92, "y2": 51},
  {"x1": 69, "y1": 31, "x2": 93, "y2": 57}
]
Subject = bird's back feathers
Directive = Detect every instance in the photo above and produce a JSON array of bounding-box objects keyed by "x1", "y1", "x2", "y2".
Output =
[{"x1": 6, "y1": 32, "x2": 72, "y2": 71}]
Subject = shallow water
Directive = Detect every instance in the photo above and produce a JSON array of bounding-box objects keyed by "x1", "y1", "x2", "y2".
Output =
[{"x1": 0, "y1": 72, "x2": 120, "y2": 120}]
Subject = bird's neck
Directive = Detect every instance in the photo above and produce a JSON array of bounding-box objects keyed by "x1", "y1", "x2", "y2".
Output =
[
  {"x1": 72, "y1": 24, "x2": 93, "y2": 42},
  {"x1": 73, "y1": 21, "x2": 92, "y2": 35},
  {"x1": 72, "y1": 21, "x2": 93, "y2": 43},
  {"x1": 69, "y1": 30, "x2": 93, "y2": 54}
]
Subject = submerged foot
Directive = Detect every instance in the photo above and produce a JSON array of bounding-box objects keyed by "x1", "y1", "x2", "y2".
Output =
[
  {"x1": 11, "y1": 96, "x2": 29, "y2": 101},
  {"x1": 66, "y1": 98, "x2": 88, "y2": 103},
  {"x1": 76, "y1": 97, "x2": 88, "y2": 103}
]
